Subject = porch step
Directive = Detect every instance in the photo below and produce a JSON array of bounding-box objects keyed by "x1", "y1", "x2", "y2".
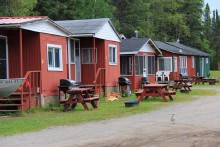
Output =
[
  {"x1": 0, "y1": 104, "x2": 21, "y2": 107},
  {"x1": 0, "y1": 98, "x2": 21, "y2": 101},
  {"x1": 0, "y1": 110, "x2": 20, "y2": 112}
]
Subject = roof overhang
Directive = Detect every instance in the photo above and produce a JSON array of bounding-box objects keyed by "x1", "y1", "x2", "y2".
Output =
[
  {"x1": 147, "y1": 39, "x2": 162, "y2": 55},
  {"x1": 70, "y1": 34, "x2": 95, "y2": 37},
  {"x1": 120, "y1": 52, "x2": 138, "y2": 55}
]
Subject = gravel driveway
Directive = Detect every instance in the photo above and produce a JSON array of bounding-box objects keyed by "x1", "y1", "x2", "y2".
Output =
[{"x1": 1, "y1": 87, "x2": 220, "y2": 147}]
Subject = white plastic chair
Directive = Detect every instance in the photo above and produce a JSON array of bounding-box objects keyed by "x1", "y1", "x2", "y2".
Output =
[
  {"x1": 156, "y1": 71, "x2": 163, "y2": 81},
  {"x1": 163, "y1": 71, "x2": 170, "y2": 81}
]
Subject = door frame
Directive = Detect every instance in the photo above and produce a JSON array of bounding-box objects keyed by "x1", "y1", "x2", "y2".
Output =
[
  {"x1": 200, "y1": 58, "x2": 204, "y2": 76},
  {"x1": 68, "y1": 38, "x2": 81, "y2": 82},
  {"x1": 0, "y1": 35, "x2": 9, "y2": 79}
]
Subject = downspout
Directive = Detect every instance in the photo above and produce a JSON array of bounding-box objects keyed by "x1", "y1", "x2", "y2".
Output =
[
  {"x1": 19, "y1": 29, "x2": 23, "y2": 77},
  {"x1": 67, "y1": 38, "x2": 71, "y2": 79},
  {"x1": 172, "y1": 55, "x2": 174, "y2": 80}
]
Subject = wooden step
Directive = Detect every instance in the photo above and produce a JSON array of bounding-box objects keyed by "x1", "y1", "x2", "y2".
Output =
[
  {"x1": 11, "y1": 92, "x2": 31, "y2": 95},
  {"x1": 0, "y1": 104, "x2": 21, "y2": 107},
  {"x1": 0, "y1": 98, "x2": 21, "y2": 101},
  {"x1": 0, "y1": 110, "x2": 20, "y2": 112}
]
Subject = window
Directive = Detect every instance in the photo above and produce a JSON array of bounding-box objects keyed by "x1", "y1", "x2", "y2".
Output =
[
  {"x1": 135, "y1": 55, "x2": 144, "y2": 75},
  {"x1": 47, "y1": 44, "x2": 62, "y2": 71},
  {"x1": 109, "y1": 44, "x2": 117, "y2": 65},
  {"x1": 180, "y1": 56, "x2": 187, "y2": 74},
  {"x1": 206, "y1": 58, "x2": 209, "y2": 64},
  {"x1": 82, "y1": 48, "x2": 97, "y2": 64},
  {"x1": 158, "y1": 57, "x2": 172, "y2": 71},
  {"x1": 174, "y1": 57, "x2": 177, "y2": 72},
  {"x1": 148, "y1": 56, "x2": 155, "y2": 74},
  {"x1": 192, "y1": 56, "x2": 195, "y2": 68},
  {"x1": 120, "y1": 56, "x2": 132, "y2": 75}
]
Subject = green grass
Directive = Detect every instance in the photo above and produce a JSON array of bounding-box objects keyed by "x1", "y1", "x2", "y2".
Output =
[
  {"x1": 210, "y1": 70, "x2": 220, "y2": 81},
  {"x1": 0, "y1": 88, "x2": 217, "y2": 136}
]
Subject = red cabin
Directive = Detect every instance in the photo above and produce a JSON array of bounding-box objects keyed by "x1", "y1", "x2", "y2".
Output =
[
  {"x1": 56, "y1": 18, "x2": 121, "y2": 94},
  {"x1": 120, "y1": 38, "x2": 162, "y2": 90},
  {"x1": 0, "y1": 16, "x2": 71, "y2": 110}
]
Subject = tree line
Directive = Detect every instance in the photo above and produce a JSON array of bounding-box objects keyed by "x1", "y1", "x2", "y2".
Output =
[{"x1": 0, "y1": 0, "x2": 219, "y2": 69}]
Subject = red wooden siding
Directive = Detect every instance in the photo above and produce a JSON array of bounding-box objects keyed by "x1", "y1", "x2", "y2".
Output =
[
  {"x1": 39, "y1": 33, "x2": 68, "y2": 96},
  {"x1": 0, "y1": 30, "x2": 20, "y2": 78},
  {"x1": 104, "y1": 40, "x2": 120, "y2": 87},
  {"x1": 22, "y1": 30, "x2": 41, "y2": 74},
  {"x1": 70, "y1": 64, "x2": 75, "y2": 80}
]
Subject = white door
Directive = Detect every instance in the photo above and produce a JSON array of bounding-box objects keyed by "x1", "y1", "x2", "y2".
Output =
[
  {"x1": 0, "y1": 36, "x2": 8, "y2": 79},
  {"x1": 143, "y1": 55, "x2": 148, "y2": 77},
  {"x1": 200, "y1": 58, "x2": 204, "y2": 76},
  {"x1": 74, "y1": 40, "x2": 81, "y2": 83},
  {"x1": 180, "y1": 56, "x2": 187, "y2": 74}
]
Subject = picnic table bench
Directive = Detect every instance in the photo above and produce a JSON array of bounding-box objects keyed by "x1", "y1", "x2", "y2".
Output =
[
  {"x1": 59, "y1": 88, "x2": 99, "y2": 112},
  {"x1": 137, "y1": 84, "x2": 176, "y2": 102},
  {"x1": 171, "y1": 79, "x2": 192, "y2": 92},
  {"x1": 190, "y1": 76, "x2": 205, "y2": 84},
  {"x1": 202, "y1": 78, "x2": 217, "y2": 85}
]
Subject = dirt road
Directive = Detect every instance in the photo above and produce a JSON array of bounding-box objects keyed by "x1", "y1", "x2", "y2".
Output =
[{"x1": 1, "y1": 87, "x2": 220, "y2": 147}]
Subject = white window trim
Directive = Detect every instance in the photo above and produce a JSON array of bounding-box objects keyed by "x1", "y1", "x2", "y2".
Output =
[
  {"x1": 192, "y1": 56, "x2": 195, "y2": 68},
  {"x1": 206, "y1": 58, "x2": 209, "y2": 64},
  {"x1": 173, "y1": 57, "x2": 178, "y2": 72},
  {"x1": 47, "y1": 44, "x2": 63, "y2": 71},
  {"x1": 120, "y1": 55, "x2": 133, "y2": 76},
  {"x1": 82, "y1": 48, "x2": 97, "y2": 64},
  {"x1": 157, "y1": 57, "x2": 173, "y2": 72},
  {"x1": 135, "y1": 55, "x2": 144, "y2": 76},
  {"x1": 109, "y1": 44, "x2": 117, "y2": 65}
]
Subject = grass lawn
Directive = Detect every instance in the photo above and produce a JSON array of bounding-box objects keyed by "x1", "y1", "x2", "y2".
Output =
[
  {"x1": 0, "y1": 88, "x2": 218, "y2": 136},
  {"x1": 210, "y1": 70, "x2": 220, "y2": 81}
]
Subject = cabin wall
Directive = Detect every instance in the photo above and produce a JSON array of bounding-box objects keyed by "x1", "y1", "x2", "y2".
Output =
[
  {"x1": 22, "y1": 30, "x2": 41, "y2": 74},
  {"x1": 40, "y1": 33, "x2": 68, "y2": 96},
  {"x1": 104, "y1": 40, "x2": 120, "y2": 88},
  {"x1": 0, "y1": 30, "x2": 20, "y2": 78}
]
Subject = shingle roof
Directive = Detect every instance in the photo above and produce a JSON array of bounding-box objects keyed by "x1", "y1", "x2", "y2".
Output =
[
  {"x1": 0, "y1": 16, "x2": 48, "y2": 25},
  {"x1": 154, "y1": 41, "x2": 197, "y2": 55},
  {"x1": 120, "y1": 38, "x2": 151, "y2": 52},
  {"x1": 166, "y1": 42, "x2": 210, "y2": 56},
  {"x1": 55, "y1": 18, "x2": 110, "y2": 35}
]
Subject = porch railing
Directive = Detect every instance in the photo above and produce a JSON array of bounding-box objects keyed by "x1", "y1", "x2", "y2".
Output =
[
  {"x1": 19, "y1": 71, "x2": 41, "y2": 110},
  {"x1": 93, "y1": 68, "x2": 105, "y2": 95}
]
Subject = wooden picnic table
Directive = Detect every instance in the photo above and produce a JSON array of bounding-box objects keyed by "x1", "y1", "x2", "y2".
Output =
[
  {"x1": 190, "y1": 76, "x2": 205, "y2": 84},
  {"x1": 172, "y1": 79, "x2": 192, "y2": 91},
  {"x1": 138, "y1": 84, "x2": 176, "y2": 102},
  {"x1": 202, "y1": 78, "x2": 217, "y2": 85},
  {"x1": 59, "y1": 88, "x2": 99, "y2": 112}
]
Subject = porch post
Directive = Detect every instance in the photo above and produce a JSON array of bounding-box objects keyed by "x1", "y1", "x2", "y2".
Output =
[
  {"x1": 93, "y1": 37, "x2": 96, "y2": 82},
  {"x1": 67, "y1": 38, "x2": 71, "y2": 79},
  {"x1": 19, "y1": 29, "x2": 23, "y2": 77}
]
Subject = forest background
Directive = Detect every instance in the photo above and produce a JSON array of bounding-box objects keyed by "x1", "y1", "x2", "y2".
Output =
[{"x1": 0, "y1": 0, "x2": 219, "y2": 69}]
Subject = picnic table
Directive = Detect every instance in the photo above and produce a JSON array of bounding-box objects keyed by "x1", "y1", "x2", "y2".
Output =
[
  {"x1": 59, "y1": 87, "x2": 99, "y2": 112},
  {"x1": 172, "y1": 79, "x2": 192, "y2": 91},
  {"x1": 190, "y1": 76, "x2": 205, "y2": 84},
  {"x1": 137, "y1": 84, "x2": 176, "y2": 102},
  {"x1": 202, "y1": 78, "x2": 217, "y2": 85}
]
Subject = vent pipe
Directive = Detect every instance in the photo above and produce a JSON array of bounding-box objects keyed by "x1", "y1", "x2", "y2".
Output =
[{"x1": 134, "y1": 30, "x2": 138, "y2": 38}]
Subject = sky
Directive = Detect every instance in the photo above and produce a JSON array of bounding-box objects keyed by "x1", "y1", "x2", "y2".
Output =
[{"x1": 204, "y1": 0, "x2": 220, "y2": 12}]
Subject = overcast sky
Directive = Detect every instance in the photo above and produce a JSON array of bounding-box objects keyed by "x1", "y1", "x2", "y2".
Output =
[{"x1": 204, "y1": 0, "x2": 220, "y2": 12}]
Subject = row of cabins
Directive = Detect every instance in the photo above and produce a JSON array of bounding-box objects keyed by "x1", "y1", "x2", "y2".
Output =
[{"x1": 0, "y1": 16, "x2": 210, "y2": 109}]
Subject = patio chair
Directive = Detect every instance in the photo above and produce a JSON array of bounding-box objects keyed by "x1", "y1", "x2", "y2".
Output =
[
  {"x1": 163, "y1": 71, "x2": 170, "y2": 81},
  {"x1": 156, "y1": 71, "x2": 163, "y2": 81}
]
